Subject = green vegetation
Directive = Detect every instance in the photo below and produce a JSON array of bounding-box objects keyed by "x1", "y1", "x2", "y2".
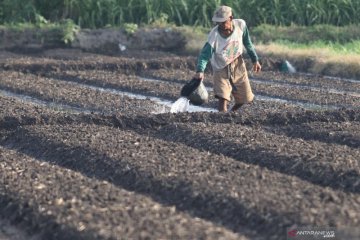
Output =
[
  {"x1": 268, "y1": 40, "x2": 360, "y2": 55},
  {"x1": 1, "y1": 0, "x2": 360, "y2": 28},
  {"x1": 252, "y1": 24, "x2": 360, "y2": 44},
  {"x1": 2, "y1": 0, "x2": 359, "y2": 55},
  {"x1": 60, "y1": 19, "x2": 80, "y2": 44},
  {"x1": 1, "y1": 19, "x2": 79, "y2": 45},
  {"x1": 123, "y1": 23, "x2": 138, "y2": 35},
  {"x1": 248, "y1": 24, "x2": 360, "y2": 56}
]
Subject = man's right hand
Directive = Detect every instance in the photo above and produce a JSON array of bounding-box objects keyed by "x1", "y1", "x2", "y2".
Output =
[{"x1": 193, "y1": 72, "x2": 204, "y2": 80}]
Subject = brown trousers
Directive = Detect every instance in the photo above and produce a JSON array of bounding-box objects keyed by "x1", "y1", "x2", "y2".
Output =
[{"x1": 213, "y1": 56, "x2": 254, "y2": 104}]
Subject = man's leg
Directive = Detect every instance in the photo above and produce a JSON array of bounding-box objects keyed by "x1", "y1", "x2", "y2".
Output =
[
  {"x1": 231, "y1": 58, "x2": 254, "y2": 111},
  {"x1": 218, "y1": 98, "x2": 228, "y2": 112},
  {"x1": 213, "y1": 68, "x2": 232, "y2": 113}
]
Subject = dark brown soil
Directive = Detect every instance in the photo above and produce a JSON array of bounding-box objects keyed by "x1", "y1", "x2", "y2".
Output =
[{"x1": 0, "y1": 48, "x2": 359, "y2": 240}]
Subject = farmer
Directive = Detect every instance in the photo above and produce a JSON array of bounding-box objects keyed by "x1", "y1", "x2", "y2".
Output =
[{"x1": 193, "y1": 5, "x2": 261, "y2": 112}]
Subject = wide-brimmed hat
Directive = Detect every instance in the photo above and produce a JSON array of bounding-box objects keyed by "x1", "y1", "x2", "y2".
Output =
[{"x1": 212, "y1": 5, "x2": 232, "y2": 23}]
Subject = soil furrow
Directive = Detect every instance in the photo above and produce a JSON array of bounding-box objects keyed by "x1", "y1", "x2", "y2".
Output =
[
  {"x1": 0, "y1": 146, "x2": 245, "y2": 240},
  {"x1": 1, "y1": 124, "x2": 359, "y2": 239},
  {"x1": 2, "y1": 68, "x2": 356, "y2": 118},
  {"x1": 1, "y1": 48, "x2": 359, "y2": 239},
  {"x1": 251, "y1": 79, "x2": 360, "y2": 97},
  {"x1": 3, "y1": 59, "x2": 360, "y2": 111},
  {"x1": 2, "y1": 49, "x2": 359, "y2": 94},
  {"x1": 0, "y1": 53, "x2": 197, "y2": 74},
  {"x1": 253, "y1": 83, "x2": 359, "y2": 107},
  {"x1": 122, "y1": 120, "x2": 359, "y2": 193},
  {"x1": 257, "y1": 72, "x2": 360, "y2": 92},
  {"x1": 142, "y1": 68, "x2": 360, "y2": 94},
  {"x1": 1, "y1": 93, "x2": 359, "y2": 132},
  {"x1": 264, "y1": 122, "x2": 360, "y2": 148},
  {"x1": 0, "y1": 71, "x2": 161, "y2": 114},
  {"x1": 42, "y1": 69, "x2": 360, "y2": 108},
  {"x1": 0, "y1": 70, "x2": 309, "y2": 114}
]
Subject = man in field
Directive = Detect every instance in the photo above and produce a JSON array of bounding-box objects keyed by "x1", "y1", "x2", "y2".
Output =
[{"x1": 193, "y1": 5, "x2": 261, "y2": 112}]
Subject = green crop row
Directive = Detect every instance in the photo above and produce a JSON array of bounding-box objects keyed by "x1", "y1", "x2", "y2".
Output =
[{"x1": 1, "y1": 0, "x2": 360, "y2": 28}]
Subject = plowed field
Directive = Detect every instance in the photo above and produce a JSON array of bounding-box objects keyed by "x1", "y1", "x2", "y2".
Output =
[{"x1": 0, "y1": 49, "x2": 359, "y2": 240}]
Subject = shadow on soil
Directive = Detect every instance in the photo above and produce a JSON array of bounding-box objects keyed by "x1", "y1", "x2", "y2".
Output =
[
  {"x1": 1, "y1": 108, "x2": 359, "y2": 238},
  {"x1": 76, "y1": 111, "x2": 359, "y2": 194},
  {"x1": 266, "y1": 124, "x2": 360, "y2": 149},
  {"x1": 1, "y1": 110, "x2": 359, "y2": 196},
  {"x1": 1, "y1": 127, "x2": 307, "y2": 240},
  {"x1": 0, "y1": 194, "x2": 93, "y2": 240},
  {"x1": 123, "y1": 119, "x2": 360, "y2": 195}
]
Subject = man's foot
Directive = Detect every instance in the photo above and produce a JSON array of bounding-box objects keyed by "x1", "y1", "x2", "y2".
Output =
[{"x1": 230, "y1": 103, "x2": 243, "y2": 112}]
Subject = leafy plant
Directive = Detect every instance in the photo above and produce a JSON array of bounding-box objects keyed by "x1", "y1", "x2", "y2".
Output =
[
  {"x1": 35, "y1": 14, "x2": 49, "y2": 28},
  {"x1": 60, "y1": 19, "x2": 80, "y2": 44},
  {"x1": 123, "y1": 23, "x2": 138, "y2": 35}
]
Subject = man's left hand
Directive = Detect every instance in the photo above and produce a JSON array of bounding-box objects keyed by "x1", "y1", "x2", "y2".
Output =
[{"x1": 252, "y1": 61, "x2": 262, "y2": 73}]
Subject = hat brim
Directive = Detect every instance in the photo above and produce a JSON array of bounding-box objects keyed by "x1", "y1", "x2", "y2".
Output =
[{"x1": 212, "y1": 16, "x2": 228, "y2": 23}]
